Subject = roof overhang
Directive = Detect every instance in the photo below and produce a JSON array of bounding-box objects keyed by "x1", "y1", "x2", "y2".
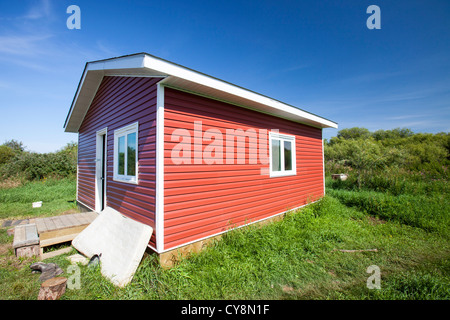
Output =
[{"x1": 64, "y1": 53, "x2": 338, "y2": 133}]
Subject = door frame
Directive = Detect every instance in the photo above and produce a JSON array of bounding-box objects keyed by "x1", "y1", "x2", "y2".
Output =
[{"x1": 95, "y1": 127, "x2": 108, "y2": 213}]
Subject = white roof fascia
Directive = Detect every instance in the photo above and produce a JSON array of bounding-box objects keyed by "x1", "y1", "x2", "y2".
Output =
[
  {"x1": 64, "y1": 53, "x2": 338, "y2": 132},
  {"x1": 142, "y1": 55, "x2": 338, "y2": 129}
]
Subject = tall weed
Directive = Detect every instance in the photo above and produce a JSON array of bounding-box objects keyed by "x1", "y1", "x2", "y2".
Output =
[{"x1": 327, "y1": 188, "x2": 449, "y2": 236}]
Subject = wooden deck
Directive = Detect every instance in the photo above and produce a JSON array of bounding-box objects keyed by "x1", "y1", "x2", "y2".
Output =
[{"x1": 34, "y1": 212, "x2": 98, "y2": 259}]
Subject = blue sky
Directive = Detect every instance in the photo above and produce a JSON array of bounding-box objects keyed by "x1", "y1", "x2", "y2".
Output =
[{"x1": 0, "y1": 0, "x2": 449, "y2": 153}]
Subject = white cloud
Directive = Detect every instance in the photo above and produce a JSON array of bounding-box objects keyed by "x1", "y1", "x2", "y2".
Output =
[
  {"x1": 0, "y1": 34, "x2": 54, "y2": 55},
  {"x1": 23, "y1": 0, "x2": 51, "y2": 20}
]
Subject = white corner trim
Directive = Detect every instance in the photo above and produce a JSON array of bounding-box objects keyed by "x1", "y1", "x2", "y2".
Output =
[
  {"x1": 322, "y1": 130, "x2": 326, "y2": 196},
  {"x1": 155, "y1": 80, "x2": 166, "y2": 253}
]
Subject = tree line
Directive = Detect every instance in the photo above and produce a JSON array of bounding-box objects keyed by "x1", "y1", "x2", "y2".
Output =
[
  {"x1": 0, "y1": 140, "x2": 77, "y2": 181},
  {"x1": 1, "y1": 127, "x2": 449, "y2": 185},
  {"x1": 324, "y1": 127, "x2": 449, "y2": 189}
]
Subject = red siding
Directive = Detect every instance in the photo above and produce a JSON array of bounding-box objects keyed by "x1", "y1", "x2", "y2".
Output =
[
  {"x1": 163, "y1": 88, "x2": 324, "y2": 250},
  {"x1": 77, "y1": 76, "x2": 163, "y2": 248}
]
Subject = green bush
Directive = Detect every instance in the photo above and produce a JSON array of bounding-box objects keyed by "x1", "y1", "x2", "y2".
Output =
[
  {"x1": 0, "y1": 145, "x2": 15, "y2": 165},
  {"x1": 326, "y1": 168, "x2": 449, "y2": 196},
  {"x1": 325, "y1": 128, "x2": 449, "y2": 181},
  {"x1": 0, "y1": 141, "x2": 77, "y2": 182}
]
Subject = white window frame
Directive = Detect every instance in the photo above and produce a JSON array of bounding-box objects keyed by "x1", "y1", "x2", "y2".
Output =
[
  {"x1": 113, "y1": 122, "x2": 139, "y2": 184},
  {"x1": 269, "y1": 131, "x2": 296, "y2": 177}
]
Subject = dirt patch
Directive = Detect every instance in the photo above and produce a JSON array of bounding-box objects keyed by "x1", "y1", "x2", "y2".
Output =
[
  {"x1": 367, "y1": 216, "x2": 386, "y2": 225},
  {"x1": 0, "y1": 178, "x2": 22, "y2": 189},
  {"x1": 0, "y1": 242, "x2": 35, "y2": 270},
  {"x1": 60, "y1": 208, "x2": 80, "y2": 215},
  {"x1": 0, "y1": 242, "x2": 11, "y2": 255},
  {"x1": 281, "y1": 285, "x2": 295, "y2": 293}
]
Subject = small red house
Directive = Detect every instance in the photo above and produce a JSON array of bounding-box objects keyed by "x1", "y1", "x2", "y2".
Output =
[{"x1": 64, "y1": 53, "x2": 337, "y2": 263}]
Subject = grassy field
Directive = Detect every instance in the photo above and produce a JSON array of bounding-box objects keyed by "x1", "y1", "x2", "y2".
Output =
[
  {"x1": 0, "y1": 176, "x2": 449, "y2": 300},
  {"x1": 0, "y1": 178, "x2": 77, "y2": 220}
]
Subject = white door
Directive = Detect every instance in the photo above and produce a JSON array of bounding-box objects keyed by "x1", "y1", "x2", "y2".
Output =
[{"x1": 95, "y1": 128, "x2": 107, "y2": 212}]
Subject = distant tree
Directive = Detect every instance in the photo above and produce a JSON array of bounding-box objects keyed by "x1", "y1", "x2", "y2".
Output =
[
  {"x1": 0, "y1": 141, "x2": 79, "y2": 181},
  {"x1": 329, "y1": 138, "x2": 389, "y2": 189},
  {"x1": 2, "y1": 139, "x2": 25, "y2": 153},
  {"x1": 337, "y1": 127, "x2": 371, "y2": 140},
  {"x1": 373, "y1": 128, "x2": 413, "y2": 141},
  {"x1": 0, "y1": 145, "x2": 15, "y2": 165}
]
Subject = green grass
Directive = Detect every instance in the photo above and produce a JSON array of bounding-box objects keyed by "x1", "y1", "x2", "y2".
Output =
[
  {"x1": 0, "y1": 174, "x2": 448, "y2": 300},
  {"x1": 0, "y1": 178, "x2": 77, "y2": 220},
  {"x1": 326, "y1": 188, "x2": 449, "y2": 236}
]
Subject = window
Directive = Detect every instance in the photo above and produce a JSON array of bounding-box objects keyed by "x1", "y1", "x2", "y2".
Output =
[
  {"x1": 269, "y1": 132, "x2": 296, "y2": 177},
  {"x1": 114, "y1": 122, "x2": 138, "y2": 183}
]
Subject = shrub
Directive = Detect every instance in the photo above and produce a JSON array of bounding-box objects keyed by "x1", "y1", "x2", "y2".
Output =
[
  {"x1": 336, "y1": 127, "x2": 371, "y2": 140},
  {"x1": 2, "y1": 139, "x2": 25, "y2": 153},
  {"x1": 0, "y1": 142, "x2": 77, "y2": 181},
  {"x1": 325, "y1": 128, "x2": 449, "y2": 188},
  {"x1": 0, "y1": 146, "x2": 15, "y2": 165}
]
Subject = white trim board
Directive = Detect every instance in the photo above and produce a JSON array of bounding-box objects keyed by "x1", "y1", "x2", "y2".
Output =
[
  {"x1": 113, "y1": 121, "x2": 139, "y2": 184},
  {"x1": 95, "y1": 127, "x2": 108, "y2": 213},
  {"x1": 155, "y1": 80, "x2": 167, "y2": 253},
  {"x1": 322, "y1": 130, "x2": 326, "y2": 196},
  {"x1": 64, "y1": 53, "x2": 338, "y2": 133}
]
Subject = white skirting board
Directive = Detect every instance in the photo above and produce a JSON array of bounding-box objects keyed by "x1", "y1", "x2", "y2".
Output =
[{"x1": 72, "y1": 207, "x2": 153, "y2": 287}]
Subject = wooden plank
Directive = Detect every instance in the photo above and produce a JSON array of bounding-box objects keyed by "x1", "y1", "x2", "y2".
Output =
[
  {"x1": 13, "y1": 226, "x2": 24, "y2": 248},
  {"x1": 64, "y1": 214, "x2": 78, "y2": 228},
  {"x1": 35, "y1": 219, "x2": 47, "y2": 233},
  {"x1": 69, "y1": 213, "x2": 82, "y2": 225},
  {"x1": 13, "y1": 224, "x2": 39, "y2": 248},
  {"x1": 40, "y1": 232, "x2": 83, "y2": 247},
  {"x1": 43, "y1": 217, "x2": 57, "y2": 232},
  {"x1": 39, "y1": 224, "x2": 89, "y2": 244},
  {"x1": 83, "y1": 212, "x2": 96, "y2": 223},
  {"x1": 87, "y1": 211, "x2": 98, "y2": 220},
  {"x1": 77, "y1": 213, "x2": 90, "y2": 224},
  {"x1": 51, "y1": 217, "x2": 64, "y2": 231},
  {"x1": 65, "y1": 214, "x2": 79, "y2": 228},
  {"x1": 33, "y1": 213, "x2": 98, "y2": 257},
  {"x1": 78, "y1": 213, "x2": 94, "y2": 224},
  {"x1": 57, "y1": 215, "x2": 71, "y2": 228},
  {"x1": 333, "y1": 249, "x2": 378, "y2": 253},
  {"x1": 25, "y1": 224, "x2": 37, "y2": 241},
  {"x1": 71, "y1": 213, "x2": 85, "y2": 224},
  {"x1": 41, "y1": 247, "x2": 73, "y2": 260}
]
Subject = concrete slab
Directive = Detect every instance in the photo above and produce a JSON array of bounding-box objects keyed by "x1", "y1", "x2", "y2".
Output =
[
  {"x1": 71, "y1": 207, "x2": 153, "y2": 287},
  {"x1": 66, "y1": 253, "x2": 89, "y2": 265},
  {"x1": 13, "y1": 224, "x2": 39, "y2": 248}
]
